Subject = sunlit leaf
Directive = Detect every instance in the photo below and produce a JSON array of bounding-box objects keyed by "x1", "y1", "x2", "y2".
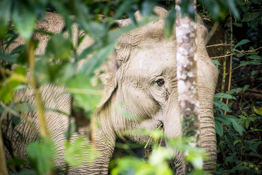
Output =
[
  {"x1": 66, "y1": 73, "x2": 101, "y2": 111},
  {"x1": 253, "y1": 106, "x2": 262, "y2": 116}
]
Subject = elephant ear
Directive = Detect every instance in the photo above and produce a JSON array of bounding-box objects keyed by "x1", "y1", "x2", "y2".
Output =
[{"x1": 95, "y1": 50, "x2": 119, "y2": 109}]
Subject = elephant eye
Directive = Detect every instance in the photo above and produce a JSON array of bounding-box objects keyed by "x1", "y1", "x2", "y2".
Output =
[{"x1": 156, "y1": 79, "x2": 165, "y2": 87}]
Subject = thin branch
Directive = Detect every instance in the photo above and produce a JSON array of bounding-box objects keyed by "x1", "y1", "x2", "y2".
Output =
[
  {"x1": 207, "y1": 43, "x2": 231, "y2": 48},
  {"x1": 211, "y1": 46, "x2": 262, "y2": 59},
  {"x1": 210, "y1": 53, "x2": 234, "y2": 59},
  {"x1": 205, "y1": 22, "x2": 219, "y2": 45}
]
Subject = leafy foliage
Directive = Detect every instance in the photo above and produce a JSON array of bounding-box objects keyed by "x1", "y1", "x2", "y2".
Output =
[
  {"x1": 0, "y1": 0, "x2": 252, "y2": 175},
  {"x1": 207, "y1": 0, "x2": 262, "y2": 174}
]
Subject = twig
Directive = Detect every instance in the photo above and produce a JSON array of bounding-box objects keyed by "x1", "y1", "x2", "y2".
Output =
[
  {"x1": 211, "y1": 53, "x2": 234, "y2": 59},
  {"x1": 207, "y1": 43, "x2": 231, "y2": 48},
  {"x1": 211, "y1": 46, "x2": 262, "y2": 59},
  {"x1": 205, "y1": 22, "x2": 219, "y2": 45}
]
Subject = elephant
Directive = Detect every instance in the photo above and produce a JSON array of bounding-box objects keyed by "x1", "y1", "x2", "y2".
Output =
[{"x1": 3, "y1": 6, "x2": 218, "y2": 175}]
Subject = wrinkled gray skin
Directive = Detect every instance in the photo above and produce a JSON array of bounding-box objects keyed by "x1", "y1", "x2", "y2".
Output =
[{"x1": 4, "y1": 7, "x2": 218, "y2": 175}]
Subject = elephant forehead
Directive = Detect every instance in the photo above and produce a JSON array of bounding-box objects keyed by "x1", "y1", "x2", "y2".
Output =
[{"x1": 130, "y1": 45, "x2": 176, "y2": 72}]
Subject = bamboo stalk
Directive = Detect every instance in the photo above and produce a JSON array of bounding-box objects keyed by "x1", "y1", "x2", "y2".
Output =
[
  {"x1": 224, "y1": 13, "x2": 233, "y2": 115},
  {"x1": 26, "y1": 38, "x2": 55, "y2": 175},
  {"x1": 0, "y1": 120, "x2": 8, "y2": 175},
  {"x1": 220, "y1": 32, "x2": 228, "y2": 100},
  {"x1": 27, "y1": 38, "x2": 49, "y2": 138}
]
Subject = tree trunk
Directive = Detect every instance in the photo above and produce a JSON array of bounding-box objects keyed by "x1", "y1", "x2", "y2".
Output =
[{"x1": 175, "y1": 0, "x2": 199, "y2": 173}]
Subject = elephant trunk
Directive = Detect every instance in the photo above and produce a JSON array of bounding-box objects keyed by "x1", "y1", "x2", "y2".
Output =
[
  {"x1": 162, "y1": 94, "x2": 185, "y2": 174},
  {"x1": 163, "y1": 82, "x2": 217, "y2": 174},
  {"x1": 198, "y1": 87, "x2": 217, "y2": 173}
]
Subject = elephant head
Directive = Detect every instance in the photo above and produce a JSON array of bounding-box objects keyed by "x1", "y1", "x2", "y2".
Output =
[{"x1": 92, "y1": 6, "x2": 218, "y2": 174}]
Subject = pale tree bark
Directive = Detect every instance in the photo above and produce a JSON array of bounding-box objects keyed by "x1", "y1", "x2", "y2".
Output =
[{"x1": 175, "y1": 0, "x2": 199, "y2": 173}]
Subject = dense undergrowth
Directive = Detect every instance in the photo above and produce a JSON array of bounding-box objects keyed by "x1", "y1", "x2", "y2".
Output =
[
  {"x1": 0, "y1": 0, "x2": 261, "y2": 175},
  {"x1": 201, "y1": 0, "x2": 262, "y2": 174}
]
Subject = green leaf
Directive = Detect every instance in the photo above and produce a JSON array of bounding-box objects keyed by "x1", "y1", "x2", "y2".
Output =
[
  {"x1": 214, "y1": 93, "x2": 236, "y2": 99},
  {"x1": 0, "y1": 52, "x2": 17, "y2": 63},
  {"x1": 233, "y1": 166, "x2": 250, "y2": 171},
  {"x1": 113, "y1": 0, "x2": 136, "y2": 20},
  {"x1": 248, "y1": 55, "x2": 261, "y2": 60},
  {"x1": 214, "y1": 114, "x2": 231, "y2": 125},
  {"x1": 0, "y1": 66, "x2": 26, "y2": 104},
  {"x1": 249, "y1": 141, "x2": 261, "y2": 153},
  {"x1": 12, "y1": 2, "x2": 36, "y2": 41},
  {"x1": 240, "y1": 60, "x2": 261, "y2": 66},
  {"x1": 235, "y1": 39, "x2": 250, "y2": 48},
  {"x1": 236, "y1": 88, "x2": 242, "y2": 94},
  {"x1": 233, "y1": 23, "x2": 242, "y2": 27},
  {"x1": 26, "y1": 138, "x2": 57, "y2": 175},
  {"x1": 34, "y1": 59, "x2": 75, "y2": 85},
  {"x1": 164, "y1": 8, "x2": 176, "y2": 38},
  {"x1": 0, "y1": 0, "x2": 11, "y2": 37},
  {"x1": 45, "y1": 34, "x2": 73, "y2": 60},
  {"x1": 10, "y1": 45, "x2": 26, "y2": 55},
  {"x1": 245, "y1": 119, "x2": 251, "y2": 129},
  {"x1": 211, "y1": 59, "x2": 220, "y2": 68},
  {"x1": 227, "y1": 115, "x2": 245, "y2": 135},
  {"x1": 236, "y1": 52, "x2": 245, "y2": 57},
  {"x1": 141, "y1": 0, "x2": 157, "y2": 17},
  {"x1": 215, "y1": 120, "x2": 223, "y2": 137},
  {"x1": 79, "y1": 42, "x2": 116, "y2": 77},
  {"x1": 225, "y1": 0, "x2": 240, "y2": 19},
  {"x1": 242, "y1": 85, "x2": 249, "y2": 92},
  {"x1": 253, "y1": 106, "x2": 262, "y2": 116},
  {"x1": 213, "y1": 98, "x2": 232, "y2": 112},
  {"x1": 226, "y1": 89, "x2": 237, "y2": 95},
  {"x1": 66, "y1": 74, "x2": 101, "y2": 111},
  {"x1": 234, "y1": 140, "x2": 241, "y2": 145},
  {"x1": 109, "y1": 16, "x2": 156, "y2": 43},
  {"x1": 242, "y1": 12, "x2": 260, "y2": 22},
  {"x1": 64, "y1": 137, "x2": 99, "y2": 167}
]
